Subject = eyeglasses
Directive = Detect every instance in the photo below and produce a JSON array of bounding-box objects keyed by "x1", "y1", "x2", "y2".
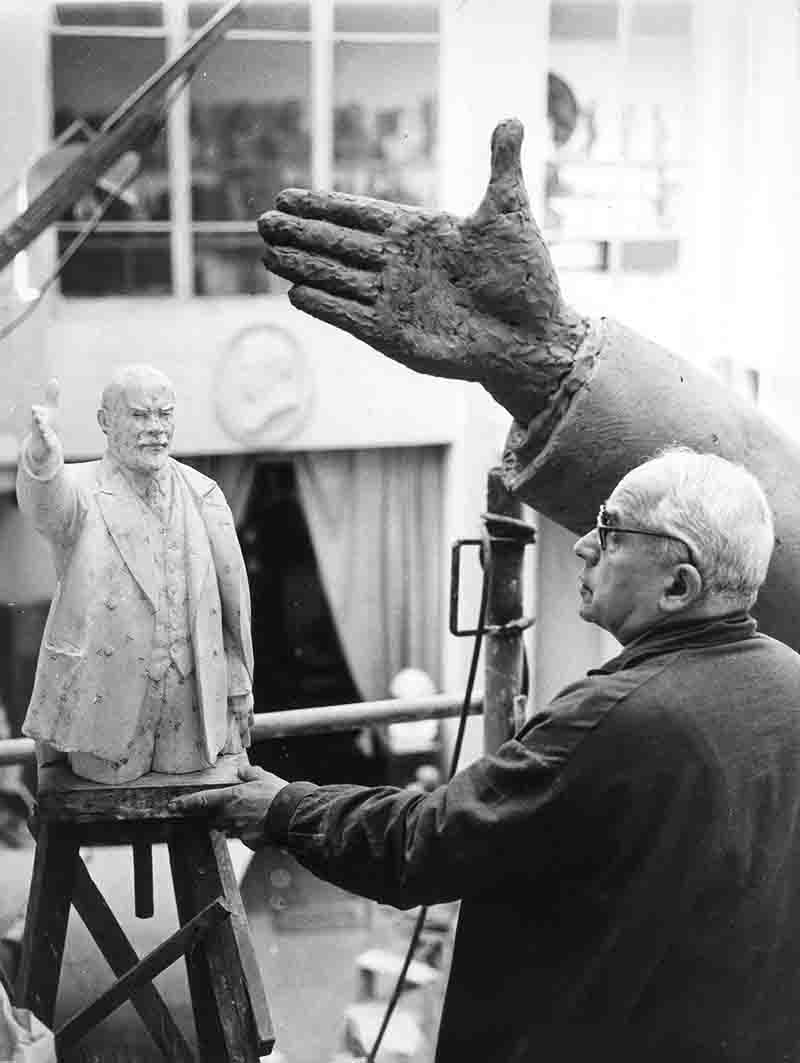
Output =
[{"x1": 596, "y1": 503, "x2": 699, "y2": 568}]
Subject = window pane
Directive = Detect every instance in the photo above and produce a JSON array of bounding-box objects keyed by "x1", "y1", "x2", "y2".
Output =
[
  {"x1": 549, "y1": 3, "x2": 618, "y2": 40},
  {"x1": 334, "y1": 2, "x2": 439, "y2": 33},
  {"x1": 54, "y1": 3, "x2": 163, "y2": 27},
  {"x1": 51, "y1": 36, "x2": 169, "y2": 221},
  {"x1": 190, "y1": 41, "x2": 311, "y2": 223},
  {"x1": 57, "y1": 231, "x2": 171, "y2": 295},
  {"x1": 193, "y1": 232, "x2": 292, "y2": 296},
  {"x1": 333, "y1": 43, "x2": 437, "y2": 205},
  {"x1": 189, "y1": 1, "x2": 310, "y2": 31}
]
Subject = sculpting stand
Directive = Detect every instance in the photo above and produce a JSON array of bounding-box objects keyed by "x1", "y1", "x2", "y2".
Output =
[{"x1": 16, "y1": 753, "x2": 274, "y2": 1063}]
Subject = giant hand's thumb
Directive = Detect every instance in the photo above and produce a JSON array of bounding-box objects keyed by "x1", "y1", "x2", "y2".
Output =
[{"x1": 472, "y1": 118, "x2": 531, "y2": 223}]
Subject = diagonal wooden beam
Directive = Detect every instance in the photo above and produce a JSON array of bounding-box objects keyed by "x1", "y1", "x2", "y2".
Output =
[
  {"x1": 57, "y1": 892, "x2": 230, "y2": 1057},
  {"x1": 70, "y1": 855, "x2": 195, "y2": 1062}
]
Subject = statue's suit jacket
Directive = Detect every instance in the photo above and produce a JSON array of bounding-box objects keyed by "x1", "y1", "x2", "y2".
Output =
[{"x1": 17, "y1": 452, "x2": 254, "y2": 764}]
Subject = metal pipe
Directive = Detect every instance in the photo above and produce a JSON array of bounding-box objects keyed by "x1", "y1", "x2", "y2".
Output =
[
  {"x1": 0, "y1": 694, "x2": 483, "y2": 767},
  {"x1": 482, "y1": 468, "x2": 534, "y2": 754}
]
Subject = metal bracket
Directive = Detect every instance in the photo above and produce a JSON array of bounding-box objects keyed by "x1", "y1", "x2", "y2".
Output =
[
  {"x1": 449, "y1": 538, "x2": 484, "y2": 637},
  {"x1": 449, "y1": 512, "x2": 537, "y2": 638}
]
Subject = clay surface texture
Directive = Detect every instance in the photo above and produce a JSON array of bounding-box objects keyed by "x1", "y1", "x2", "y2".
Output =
[
  {"x1": 258, "y1": 117, "x2": 800, "y2": 654},
  {"x1": 17, "y1": 365, "x2": 255, "y2": 783}
]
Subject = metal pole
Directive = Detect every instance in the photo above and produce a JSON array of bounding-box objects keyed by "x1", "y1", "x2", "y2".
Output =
[
  {"x1": 0, "y1": 694, "x2": 484, "y2": 767},
  {"x1": 482, "y1": 468, "x2": 534, "y2": 754}
]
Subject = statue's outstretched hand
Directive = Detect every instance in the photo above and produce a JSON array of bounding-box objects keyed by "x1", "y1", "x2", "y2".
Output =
[
  {"x1": 258, "y1": 119, "x2": 588, "y2": 422},
  {"x1": 29, "y1": 378, "x2": 61, "y2": 465}
]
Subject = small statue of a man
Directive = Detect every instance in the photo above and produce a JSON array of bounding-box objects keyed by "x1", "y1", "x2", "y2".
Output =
[{"x1": 16, "y1": 365, "x2": 255, "y2": 784}]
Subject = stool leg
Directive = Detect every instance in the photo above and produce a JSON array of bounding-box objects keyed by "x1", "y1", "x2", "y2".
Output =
[
  {"x1": 169, "y1": 824, "x2": 273, "y2": 1063},
  {"x1": 16, "y1": 822, "x2": 80, "y2": 1027}
]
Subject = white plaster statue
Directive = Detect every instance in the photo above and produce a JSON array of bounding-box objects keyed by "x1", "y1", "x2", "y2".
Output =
[{"x1": 16, "y1": 366, "x2": 255, "y2": 784}]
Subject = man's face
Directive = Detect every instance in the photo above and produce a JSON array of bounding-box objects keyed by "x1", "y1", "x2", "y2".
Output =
[
  {"x1": 100, "y1": 378, "x2": 176, "y2": 474},
  {"x1": 573, "y1": 485, "x2": 675, "y2": 645}
]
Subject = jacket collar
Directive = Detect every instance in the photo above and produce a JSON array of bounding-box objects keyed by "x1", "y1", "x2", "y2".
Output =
[
  {"x1": 94, "y1": 456, "x2": 211, "y2": 616},
  {"x1": 590, "y1": 610, "x2": 758, "y2": 676}
]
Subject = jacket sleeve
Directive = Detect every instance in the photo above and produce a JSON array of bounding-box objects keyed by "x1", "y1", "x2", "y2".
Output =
[
  {"x1": 15, "y1": 439, "x2": 84, "y2": 560},
  {"x1": 263, "y1": 739, "x2": 590, "y2": 908},
  {"x1": 264, "y1": 676, "x2": 713, "y2": 909}
]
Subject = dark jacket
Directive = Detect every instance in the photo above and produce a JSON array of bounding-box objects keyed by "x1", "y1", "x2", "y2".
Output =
[{"x1": 266, "y1": 613, "x2": 800, "y2": 1062}]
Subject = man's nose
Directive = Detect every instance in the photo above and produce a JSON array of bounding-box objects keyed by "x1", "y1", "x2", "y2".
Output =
[{"x1": 574, "y1": 529, "x2": 600, "y2": 561}]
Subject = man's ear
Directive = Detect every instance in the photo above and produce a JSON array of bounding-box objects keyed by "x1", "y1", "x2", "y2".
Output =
[
  {"x1": 660, "y1": 563, "x2": 703, "y2": 614},
  {"x1": 97, "y1": 407, "x2": 109, "y2": 435}
]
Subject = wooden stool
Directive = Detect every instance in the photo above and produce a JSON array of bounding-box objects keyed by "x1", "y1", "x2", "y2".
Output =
[{"x1": 15, "y1": 753, "x2": 274, "y2": 1063}]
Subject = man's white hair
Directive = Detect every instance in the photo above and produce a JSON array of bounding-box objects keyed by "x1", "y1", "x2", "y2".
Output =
[{"x1": 614, "y1": 446, "x2": 775, "y2": 609}]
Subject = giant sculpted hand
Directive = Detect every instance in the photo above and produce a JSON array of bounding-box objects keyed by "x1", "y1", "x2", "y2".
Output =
[{"x1": 258, "y1": 119, "x2": 589, "y2": 424}]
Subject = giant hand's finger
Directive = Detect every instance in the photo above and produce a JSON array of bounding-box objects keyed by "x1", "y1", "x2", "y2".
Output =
[
  {"x1": 259, "y1": 210, "x2": 385, "y2": 270},
  {"x1": 262, "y1": 245, "x2": 377, "y2": 304},
  {"x1": 289, "y1": 285, "x2": 388, "y2": 351},
  {"x1": 472, "y1": 118, "x2": 531, "y2": 224},
  {"x1": 275, "y1": 187, "x2": 411, "y2": 234}
]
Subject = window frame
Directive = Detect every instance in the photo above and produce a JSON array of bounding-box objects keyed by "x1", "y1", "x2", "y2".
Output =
[{"x1": 48, "y1": 0, "x2": 440, "y2": 299}]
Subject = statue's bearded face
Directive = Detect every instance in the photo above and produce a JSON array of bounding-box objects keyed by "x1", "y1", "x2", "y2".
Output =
[{"x1": 102, "y1": 379, "x2": 176, "y2": 474}]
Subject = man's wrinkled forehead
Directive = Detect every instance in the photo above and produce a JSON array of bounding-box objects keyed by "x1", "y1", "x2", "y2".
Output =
[{"x1": 608, "y1": 464, "x2": 663, "y2": 518}]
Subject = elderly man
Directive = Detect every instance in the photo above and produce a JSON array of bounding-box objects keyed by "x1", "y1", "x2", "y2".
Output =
[
  {"x1": 173, "y1": 447, "x2": 800, "y2": 1062},
  {"x1": 17, "y1": 365, "x2": 254, "y2": 783}
]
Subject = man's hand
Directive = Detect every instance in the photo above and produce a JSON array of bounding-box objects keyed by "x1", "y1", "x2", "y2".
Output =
[
  {"x1": 168, "y1": 764, "x2": 289, "y2": 850},
  {"x1": 28, "y1": 378, "x2": 61, "y2": 466},
  {"x1": 258, "y1": 119, "x2": 589, "y2": 423}
]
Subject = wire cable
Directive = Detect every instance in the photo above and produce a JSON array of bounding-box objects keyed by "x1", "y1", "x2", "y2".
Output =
[{"x1": 365, "y1": 558, "x2": 491, "y2": 1063}]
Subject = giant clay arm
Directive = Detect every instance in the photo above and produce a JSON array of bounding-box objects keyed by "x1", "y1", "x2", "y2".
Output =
[{"x1": 259, "y1": 119, "x2": 800, "y2": 651}]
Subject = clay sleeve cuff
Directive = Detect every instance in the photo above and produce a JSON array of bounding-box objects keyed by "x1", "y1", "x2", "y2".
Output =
[
  {"x1": 500, "y1": 314, "x2": 800, "y2": 653},
  {"x1": 264, "y1": 781, "x2": 320, "y2": 845}
]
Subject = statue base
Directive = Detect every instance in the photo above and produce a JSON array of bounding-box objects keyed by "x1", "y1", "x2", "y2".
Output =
[{"x1": 17, "y1": 752, "x2": 274, "y2": 1061}]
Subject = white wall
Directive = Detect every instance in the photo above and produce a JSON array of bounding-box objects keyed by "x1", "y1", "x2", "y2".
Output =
[{"x1": 44, "y1": 296, "x2": 466, "y2": 458}]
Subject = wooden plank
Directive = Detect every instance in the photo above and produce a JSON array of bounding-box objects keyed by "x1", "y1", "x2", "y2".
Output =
[
  {"x1": 15, "y1": 822, "x2": 80, "y2": 1026},
  {"x1": 208, "y1": 829, "x2": 275, "y2": 1053},
  {"x1": 36, "y1": 753, "x2": 250, "y2": 822},
  {"x1": 55, "y1": 897, "x2": 230, "y2": 1055},
  {"x1": 169, "y1": 826, "x2": 273, "y2": 1062},
  {"x1": 70, "y1": 856, "x2": 194, "y2": 1063}
]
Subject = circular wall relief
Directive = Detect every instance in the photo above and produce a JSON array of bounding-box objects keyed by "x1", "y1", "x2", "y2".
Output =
[{"x1": 214, "y1": 324, "x2": 314, "y2": 446}]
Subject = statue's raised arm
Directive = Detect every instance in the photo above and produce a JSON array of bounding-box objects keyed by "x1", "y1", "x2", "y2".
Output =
[
  {"x1": 258, "y1": 119, "x2": 588, "y2": 425},
  {"x1": 259, "y1": 118, "x2": 800, "y2": 653}
]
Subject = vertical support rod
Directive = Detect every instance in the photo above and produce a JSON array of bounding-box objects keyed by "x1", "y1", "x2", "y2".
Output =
[
  {"x1": 483, "y1": 468, "x2": 526, "y2": 754},
  {"x1": 133, "y1": 839, "x2": 155, "y2": 919}
]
